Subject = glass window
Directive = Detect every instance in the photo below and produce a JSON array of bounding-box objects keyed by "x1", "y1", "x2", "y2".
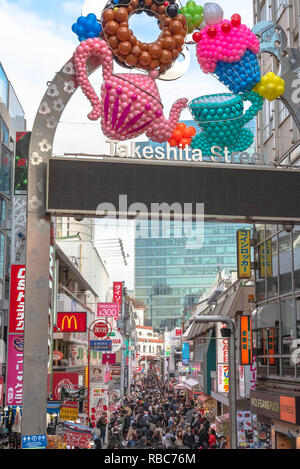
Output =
[
  {"x1": 8, "y1": 83, "x2": 25, "y2": 120},
  {"x1": 279, "y1": 231, "x2": 292, "y2": 295},
  {"x1": 0, "y1": 118, "x2": 9, "y2": 146},
  {"x1": 0, "y1": 64, "x2": 8, "y2": 108},
  {"x1": 0, "y1": 145, "x2": 12, "y2": 196},
  {"x1": 0, "y1": 233, "x2": 4, "y2": 279}
]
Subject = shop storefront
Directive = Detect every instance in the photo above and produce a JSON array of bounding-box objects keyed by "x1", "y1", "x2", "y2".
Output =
[{"x1": 250, "y1": 389, "x2": 300, "y2": 449}]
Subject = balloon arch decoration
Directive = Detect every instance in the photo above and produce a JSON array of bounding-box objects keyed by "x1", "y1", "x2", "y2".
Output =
[{"x1": 22, "y1": 1, "x2": 300, "y2": 437}]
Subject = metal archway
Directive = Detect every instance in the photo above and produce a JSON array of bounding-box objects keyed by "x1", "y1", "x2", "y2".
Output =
[{"x1": 22, "y1": 55, "x2": 102, "y2": 438}]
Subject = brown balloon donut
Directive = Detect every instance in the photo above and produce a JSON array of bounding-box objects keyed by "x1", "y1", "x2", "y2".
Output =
[{"x1": 101, "y1": 0, "x2": 187, "y2": 73}]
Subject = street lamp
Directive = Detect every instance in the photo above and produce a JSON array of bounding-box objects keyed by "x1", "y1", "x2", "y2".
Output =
[{"x1": 194, "y1": 315, "x2": 237, "y2": 450}]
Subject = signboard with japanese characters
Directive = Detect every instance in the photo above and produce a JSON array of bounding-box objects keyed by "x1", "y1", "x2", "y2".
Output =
[
  {"x1": 6, "y1": 335, "x2": 24, "y2": 406},
  {"x1": 113, "y1": 282, "x2": 123, "y2": 315},
  {"x1": 259, "y1": 239, "x2": 273, "y2": 279},
  {"x1": 237, "y1": 230, "x2": 251, "y2": 279},
  {"x1": 239, "y1": 357, "x2": 257, "y2": 399},
  {"x1": 9, "y1": 265, "x2": 26, "y2": 334},
  {"x1": 216, "y1": 323, "x2": 229, "y2": 393},
  {"x1": 240, "y1": 315, "x2": 253, "y2": 366}
]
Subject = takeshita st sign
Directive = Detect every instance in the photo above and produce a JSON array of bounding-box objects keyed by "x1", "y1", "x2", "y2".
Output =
[{"x1": 106, "y1": 139, "x2": 267, "y2": 166}]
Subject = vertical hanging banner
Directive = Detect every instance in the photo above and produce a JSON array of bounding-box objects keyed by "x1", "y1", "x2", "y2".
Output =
[
  {"x1": 240, "y1": 315, "x2": 253, "y2": 366},
  {"x1": 237, "y1": 230, "x2": 251, "y2": 279},
  {"x1": 9, "y1": 265, "x2": 26, "y2": 333},
  {"x1": 6, "y1": 265, "x2": 26, "y2": 406},
  {"x1": 259, "y1": 239, "x2": 273, "y2": 279},
  {"x1": 6, "y1": 335, "x2": 24, "y2": 406},
  {"x1": 113, "y1": 282, "x2": 123, "y2": 314},
  {"x1": 216, "y1": 323, "x2": 229, "y2": 393}
]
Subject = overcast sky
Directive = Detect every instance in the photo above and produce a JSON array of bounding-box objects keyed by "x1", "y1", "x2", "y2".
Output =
[{"x1": 0, "y1": 0, "x2": 254, "y2": 289}]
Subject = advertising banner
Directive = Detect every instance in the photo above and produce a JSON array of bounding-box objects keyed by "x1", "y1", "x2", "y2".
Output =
[
  {"x1": 240, "y1": 315, "x2": 253, "y2": 366},
  {"x1": 55, "y1": 312, "x2": 87, "y2": 333},
  {"x1": 182, "y1": 342, "x2": 190, "y2": 364},
  {"x1": 102, "y1": 353, "x2": 116, "y2": 365},
  {"x1": 64, "y1": 429, "x2": 92, "y2": 449},
  {"x1": 216, "y1": 323, "x2": 229, "y2": 393},
  {"x1": 239, "y1": 357, "x2": 257, "y2": 399},
  {"x1": 113, "y1": 282, "x2": 123, "y2": 314},
  {"x1": 105, "y1": 330, "x2": 123, "y2": 353},
  {"x1": 237, "y1": 230, "x2": 251, "y2": 279},
  {"x1": 97, "y1": 303, "x2": 119, "y2": 319},
  {"x1": 6, "y1": 335, "x2": 24, "y2": 406},
  {"x1": 60, "y1": 403, "x2": 79, "y2": 422},
  {"x1": 51, "y1": 372, "x2": 79, "y2": 401},
  {"x1": 9, "y1": 265, "x2": 26, "y2": 334}
]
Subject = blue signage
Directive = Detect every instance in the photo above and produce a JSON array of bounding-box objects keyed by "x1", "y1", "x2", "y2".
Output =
[
  {"x1": 22, "y1": 434, "x2": 47, "y2": 449},
  {"x1": 90, "y1": 340, "x2": 112, "y2": 351},
  {"x1": 182, "y1": 342, "x2": 190, "y2": 364}
]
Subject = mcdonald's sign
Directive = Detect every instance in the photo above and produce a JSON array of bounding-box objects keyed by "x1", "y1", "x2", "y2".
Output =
[{"x1": 56, "y1": 313, "x2": 87, "y2": 333}]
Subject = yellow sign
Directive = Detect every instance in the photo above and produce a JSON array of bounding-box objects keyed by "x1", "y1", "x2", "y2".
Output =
[
  {"x1": 60, "y1": 406, "x2": 79, "y2": 422},
  {"x1": 237, "y1": 230, "x2": 251, "y2": 279},
  {"x1": 61, "y1": 315, "x2": 78, "y2": 331},
  {"x1": 259, "y1": 240, "x2": 273, "y2": 278}
]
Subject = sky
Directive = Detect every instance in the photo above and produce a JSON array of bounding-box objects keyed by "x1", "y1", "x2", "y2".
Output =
[{"x1": 0, "y1": 0, "x2": 254, "y2": 289}]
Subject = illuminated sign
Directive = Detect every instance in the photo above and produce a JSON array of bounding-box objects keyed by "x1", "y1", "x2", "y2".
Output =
[
  {"x1": 240, "y1": 315, "x2": 253, "y2": 366},
  {"x1": 237, "y1": 230, "x2": 251, "y2": 279},
  {"x1": 56, "y1": 313, "x2": 87, "y2": 333}
]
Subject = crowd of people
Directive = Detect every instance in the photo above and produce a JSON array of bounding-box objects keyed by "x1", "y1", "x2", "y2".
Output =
[{"x1": 96, "y1": 376, "x2": 229, "y2": 450}]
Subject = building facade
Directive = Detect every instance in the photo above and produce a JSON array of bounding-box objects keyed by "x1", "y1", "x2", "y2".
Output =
[
  {"x1": 252, "y1": 0, "x2": 300, "y2": 449},
  {"x1": 0, "y1": 62, "x2": 26, "y2": 413},
  {"x1": 135, "y1": 221, "x2": 251, "y2": 332}
]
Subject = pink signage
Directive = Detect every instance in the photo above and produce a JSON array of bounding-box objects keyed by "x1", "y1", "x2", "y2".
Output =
[
  {"x1": 97, "y1": 303, "x2": 119, "y2": 319},
  {"x1": 6, "y1": 335, "x2": 24, "y2": 406},
  {"x1": 0, "y1": 376, "x2": 4, "y2": 407},
  {"x1": 102, "y1": 353, "x2": 116, "y2": 365},
  {"x1": 9, "y1": 265, "x2": 26, "y2": 334}
]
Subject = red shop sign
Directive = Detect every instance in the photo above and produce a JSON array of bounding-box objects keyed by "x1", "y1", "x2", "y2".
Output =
[{"x1": 93, "y1": 322, "x2": 109, "y2": 339}]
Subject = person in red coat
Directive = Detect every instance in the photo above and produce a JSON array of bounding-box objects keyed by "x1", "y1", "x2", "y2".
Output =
[{"x1": 208, "y1": 428, "x2": 217, "y2": 448}]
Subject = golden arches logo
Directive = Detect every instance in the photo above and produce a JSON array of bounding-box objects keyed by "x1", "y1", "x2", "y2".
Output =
[{"x1": 61, "y1": 315, "x2": 78, "y2": 331}]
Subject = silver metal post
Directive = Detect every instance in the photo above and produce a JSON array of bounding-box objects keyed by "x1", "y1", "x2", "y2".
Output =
[{"x1": 194, "y1": 315, "x2": 237, "y2": 450}]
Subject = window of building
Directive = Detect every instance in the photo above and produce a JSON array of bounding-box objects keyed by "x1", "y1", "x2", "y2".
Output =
[{"x1": 0, "y1": 64, "x2": 8, "y2": 108}]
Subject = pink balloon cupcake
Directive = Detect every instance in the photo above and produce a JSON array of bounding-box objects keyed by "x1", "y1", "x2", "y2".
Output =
[{"x1": 193, "y1": 14, "x2": 261, "y2": 94}]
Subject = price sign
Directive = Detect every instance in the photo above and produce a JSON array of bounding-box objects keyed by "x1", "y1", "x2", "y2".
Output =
[{"x1": 97, "y1": 303, "x2": 119, "y2": 319}]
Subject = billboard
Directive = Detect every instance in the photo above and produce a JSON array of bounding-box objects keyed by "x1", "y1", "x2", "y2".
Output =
[
  {"x1": 56, "y1": 312, "x2": 87, "y2": 333},
  {"x1": 47, "y1": 158, "x2": 300, "y2": 222}
]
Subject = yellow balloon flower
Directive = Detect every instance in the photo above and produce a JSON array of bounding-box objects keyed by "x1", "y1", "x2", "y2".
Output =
[{"x1": 253, "y1": 72, "x2": 285, "y2": 101}]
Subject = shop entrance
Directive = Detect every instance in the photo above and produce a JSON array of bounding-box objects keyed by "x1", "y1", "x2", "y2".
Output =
[{"x1": 276, "y1": 432, "x2": 296, "y2": 450}]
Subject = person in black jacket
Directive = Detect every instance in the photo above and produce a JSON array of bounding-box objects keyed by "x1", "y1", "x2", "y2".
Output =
[{"x1": 182, "y1": 425, "x2": 194, "y2": 449}]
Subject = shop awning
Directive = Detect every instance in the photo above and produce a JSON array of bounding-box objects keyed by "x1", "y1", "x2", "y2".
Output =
[
  {"x1": 197, "y1": 392, "x2": 212, "y2": 403},
  {"x1": 182, "y1": 378, "x2": 199, "y2": 390},
  {"x1": 215, "y1": 413, "x2": 229, "y2": 423}
]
